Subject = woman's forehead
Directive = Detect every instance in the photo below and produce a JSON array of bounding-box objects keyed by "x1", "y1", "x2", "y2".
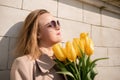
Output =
[{"x1": 38, "y1": 13, "x2": 56, "y2": 26}]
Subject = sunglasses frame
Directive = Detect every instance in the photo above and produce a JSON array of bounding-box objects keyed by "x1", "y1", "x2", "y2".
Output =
[{"x1": 46, "y1": 20, "x2": 60, "y2": 28}]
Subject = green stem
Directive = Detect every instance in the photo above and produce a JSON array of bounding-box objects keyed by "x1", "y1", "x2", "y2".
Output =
[{"x1": 74, "y1": 61, "x2": 81, "y2": 80}]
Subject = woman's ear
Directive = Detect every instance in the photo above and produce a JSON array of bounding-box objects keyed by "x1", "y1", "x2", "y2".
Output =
[
  {"x1": 37, "y1": 33, "x2": 41, "y2": 39},
  {"x1": 37, "y1": 35, "x2": 41, "y2": 39}
]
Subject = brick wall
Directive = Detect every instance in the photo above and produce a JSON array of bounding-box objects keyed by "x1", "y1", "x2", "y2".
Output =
[{"x1": 0, "y1": 0, "x2": 120, "y2": 80}]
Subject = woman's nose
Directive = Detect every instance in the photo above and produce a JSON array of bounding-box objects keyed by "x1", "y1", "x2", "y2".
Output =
[{"x1": 55, "y1": 25, "x2": 60, "y2": 30}]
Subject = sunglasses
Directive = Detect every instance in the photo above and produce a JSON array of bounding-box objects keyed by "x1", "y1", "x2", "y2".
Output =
[{"x1": 45, "y1": 20, "x2": 60, "y2": 28}]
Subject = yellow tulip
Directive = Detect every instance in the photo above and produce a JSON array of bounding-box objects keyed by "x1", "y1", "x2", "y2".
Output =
[
  {"x1": 80, "y1": 32, "x2": 88, "y2": 39},
  {"x1": 79, "y1": 33, "x2": 89, "y2": 53},
  {"x1": 85, "y1": 38, "x2": 94, "y2": 56},
  {"x1": 79, "y1": 38, "x2": 85, "y2": 53},
  {"x1": 66, "y1": 41, "x2": 77, "y2": 62},
  {"x1": 52, "y1": 43, "x2": 66, "y2": 61},
  {"x1": 72, "y1": 38, "x2": 81, "y2": 57},
  {"x1": 80, "y1": 32, "x2": 94, "y2": 56}
]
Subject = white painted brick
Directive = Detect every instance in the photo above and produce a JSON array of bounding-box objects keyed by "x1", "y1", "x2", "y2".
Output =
[
  {"x1": 0, "y1": 0, "x2": 22, "y2": 8},
  {"x1": 83, "y1": 4, "x2": 100, "y2": 25},
  {"x1": 95, "y1": 67, "x2": 120, "y2": 80},
  {"x1": 59, "y1": 18, "x2": 91, "y2": 42},
  {"x1": 0, "y1": 37, "x2": 9, "y2": 69},
  {"x1": 92, "y1": 25, "x2": 120, "y2": 47},
  {"x1": 58, "y1": 0, "x2": 82, "y2": 21},
  {"x1": 8, "y1": 38, "x2": 17, "y2": 69},
  {"x1": 102, "y1": 10, "x2": 120, "y2": 30},
  {"x1": 23, "y1": 0, "x2": 57, "y2": 16},
  {"x1": 91, "y1": 47, "x2": 108, "y2": 66},
  {"x1": 0, "y1": 6, "x2": 29, "y2": 37},
  {"x1": 0, "y1": 70, "x2": 10, "y2": 80},
  {"x1": 108, "y1": 48, "x2": 120, "y2": 66}
]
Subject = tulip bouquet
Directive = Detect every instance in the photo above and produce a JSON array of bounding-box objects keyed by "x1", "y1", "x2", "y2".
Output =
[{"x1": 52, "y1": 32, "x2": 108, "y2": 80}]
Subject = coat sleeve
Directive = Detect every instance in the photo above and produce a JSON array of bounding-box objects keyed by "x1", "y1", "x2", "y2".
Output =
[{"x1": 10, "y1": 58, "x2": 30, "y2": 80}]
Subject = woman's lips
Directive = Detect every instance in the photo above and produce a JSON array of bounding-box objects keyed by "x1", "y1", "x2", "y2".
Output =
[{"x1": 57, "y1": 32, "x2": 61, "y2": 35}]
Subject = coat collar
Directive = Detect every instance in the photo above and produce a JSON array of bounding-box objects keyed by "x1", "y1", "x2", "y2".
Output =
[{"x1": 35, "y1": 54, "x2": 55, "y2": 73}]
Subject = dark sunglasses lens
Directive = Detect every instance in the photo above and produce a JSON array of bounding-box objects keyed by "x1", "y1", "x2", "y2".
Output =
[
  {"x1": 51, "y1": 21, "x2": 56, "y2": 27},
  {"x1": 57, "y1": 20, "x2": 60, "y2": 26}
]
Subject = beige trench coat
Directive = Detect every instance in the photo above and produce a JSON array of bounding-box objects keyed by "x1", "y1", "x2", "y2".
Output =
[{"x1": 10, "y1": 54, "x2": 65, "y2": 80}]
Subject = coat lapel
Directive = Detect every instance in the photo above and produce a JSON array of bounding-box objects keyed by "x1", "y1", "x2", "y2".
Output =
[{"x1": 35, "y1": 54, "x2": 55, "y2": 73}]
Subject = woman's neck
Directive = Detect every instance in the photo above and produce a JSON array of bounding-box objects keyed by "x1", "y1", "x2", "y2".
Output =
[{"x1": 39, "y1": 42, "x2": 54, "y2": 57}]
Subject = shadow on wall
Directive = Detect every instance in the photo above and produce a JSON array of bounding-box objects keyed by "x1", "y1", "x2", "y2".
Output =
[
  {"x1": 0, "y1": 21, "x2": 23, "y2": 80},
  {"x1": 8, "y1": 22, "x2": 24, "y2": 68}
]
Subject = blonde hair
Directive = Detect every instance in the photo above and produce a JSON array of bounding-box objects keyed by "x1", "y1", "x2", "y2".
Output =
[{"x1": 14, "y1": 9, "x2": 49, "y2": 59}]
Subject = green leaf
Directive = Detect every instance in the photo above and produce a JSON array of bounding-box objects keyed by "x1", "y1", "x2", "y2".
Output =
[
  {"x1": 57, "y1": 71, "x2": 75, "y2": 78},
  {"x1": 90, "y1": 69, "x2": 98, "y2": 80},
  {"x1": 90, "y1": 57, "x2": 109, "y2": 67}
]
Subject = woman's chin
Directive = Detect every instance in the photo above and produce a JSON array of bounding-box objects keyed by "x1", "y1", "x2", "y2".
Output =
[{"x1": 53, "y1": 40, "x2": 62, "y2": 45}]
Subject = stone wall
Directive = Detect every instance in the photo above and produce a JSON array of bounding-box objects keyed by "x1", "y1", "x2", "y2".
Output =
[{"x1": 0, "y1": 0, "x2": 120, "y2": 80}]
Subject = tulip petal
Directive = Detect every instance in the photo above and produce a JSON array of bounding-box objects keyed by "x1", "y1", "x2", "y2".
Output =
[
  {"x1": 52, "y1": 43, "x2": 66, "y2": 61},
  {"x1": 73, "y1": 38, "x2": 81, "y2": 57},
  {"x1": 66, "y1": 41, "x2": 77, "y2": 62},
  {"x1": 85, "y1": 38, "x2": 94, "y2": 56}
]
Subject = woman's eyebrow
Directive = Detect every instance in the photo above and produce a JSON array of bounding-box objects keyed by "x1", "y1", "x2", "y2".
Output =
[{"x1": 43, "y1": 23, "x2": 50, "y2": 27}]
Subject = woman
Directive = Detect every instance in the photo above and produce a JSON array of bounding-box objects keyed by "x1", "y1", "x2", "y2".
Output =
[{"x1": 10, "y1": 9, "x2": 65, "y2": 80}]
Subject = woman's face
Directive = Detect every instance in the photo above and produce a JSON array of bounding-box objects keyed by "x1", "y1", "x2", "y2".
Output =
[{"x1": 38, "y1": 13, "x2": 62, "y2": 45}]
